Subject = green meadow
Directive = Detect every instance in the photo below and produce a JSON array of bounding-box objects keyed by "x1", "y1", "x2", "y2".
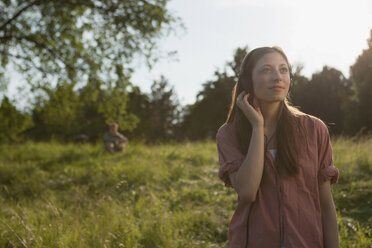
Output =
[{"x1": 0, "y1": 137, "x2": 371, "y2": 247}]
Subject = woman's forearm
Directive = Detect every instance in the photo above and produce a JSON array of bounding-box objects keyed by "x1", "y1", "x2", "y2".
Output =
[
  {"x1": 322, "y1": 202, "x2": 339, "y2": 248},
  {"x1": 234, "y1": 126, "x2": 265, "y2": 203}
]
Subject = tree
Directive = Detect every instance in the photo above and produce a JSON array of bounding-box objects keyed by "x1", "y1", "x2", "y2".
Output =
[
  {"x1": 146, "y1": 75, "x2": 181, "y2": 142},
  {"x1": 288, "y1": 62, "x2": 309, "y2": 105},
  {"x1": 291, "y1": 66, "x2": 353, "y2": 134},
  {"x1": 0, "y1": 0, "x2": 182, "y2": 89},
  {"x1": 75, "y1": 75, "x2": 106, "y2": 142},
  {"x1": 28, "y1": 75, "x2": 142, "y2": 142},
  {"x1": 226, "y1": 45, "x2": 249, "y2": 78},
  {"x1": 179, "y1": 46, "x2": 249, "y2": 140},
  {"x1": 343, "y1": 29, "x2": 372, "y2": 135},
  {"x1": 125, "y1": 85, "x2": 151, "y2": 141},
  {"x1": 0, "y1": 96, "x2": 33, "y2": 142},
  {"x1": 0, "y1": 0, "x2": 183, "y2": 141},
  {"x1": 96, "y1": 69, "x2": 140, "y2": 133},
  {"x1": 29, "y1": 81, "x2": 82, "y2": 141}
]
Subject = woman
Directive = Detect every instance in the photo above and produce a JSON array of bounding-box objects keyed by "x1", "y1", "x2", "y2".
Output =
[{"x1": 216, "y1": 46, "x2": 339, "y2": 248}]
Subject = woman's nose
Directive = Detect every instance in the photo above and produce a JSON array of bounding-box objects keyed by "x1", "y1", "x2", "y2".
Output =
[{"x1": 272, "y1": 69, "x2": 282, "y2": 81}]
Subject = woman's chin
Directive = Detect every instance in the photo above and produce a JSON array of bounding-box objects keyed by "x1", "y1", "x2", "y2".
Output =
[{"x1": 261, "y1": 97, "x2": 285, "y2": 103}]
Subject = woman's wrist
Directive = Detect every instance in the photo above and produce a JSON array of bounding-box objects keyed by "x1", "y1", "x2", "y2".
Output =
[{"x1": 252, "y1": 125, "x2": 264, "y2": 132}]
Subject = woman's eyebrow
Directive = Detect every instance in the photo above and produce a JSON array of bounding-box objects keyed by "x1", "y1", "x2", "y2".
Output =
[{"x1": 261, "y1": 63, "x2": 288, "y2": 68}]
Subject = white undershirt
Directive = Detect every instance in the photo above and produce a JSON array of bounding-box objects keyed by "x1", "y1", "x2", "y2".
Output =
[{"x1": 269, "y1": 149, "x2": 277, "y2": 158}]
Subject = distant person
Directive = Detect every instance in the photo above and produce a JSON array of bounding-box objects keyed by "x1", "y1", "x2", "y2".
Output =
[
  {"x1": 103, "y1": 123, "x2": 128, "y2": 154},
  {"x1": 216, "y1": 46, "x2": 339, "y2": 248}
]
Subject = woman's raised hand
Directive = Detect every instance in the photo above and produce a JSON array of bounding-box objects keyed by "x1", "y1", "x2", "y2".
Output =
[{"x1": 236, "y1": 91, "x2": 264, "y2": 129}]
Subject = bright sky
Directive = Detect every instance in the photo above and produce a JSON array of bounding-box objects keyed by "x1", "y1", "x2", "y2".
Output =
[
  {"x1": 130, "y1": 0, "x2": 372, "y2": 106},
  {"x1": 6, "y1": 0, "x2": 372, "y2": 109}
]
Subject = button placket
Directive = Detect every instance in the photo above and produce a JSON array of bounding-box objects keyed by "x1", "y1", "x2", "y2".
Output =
[
  {"x1": 277, "y1": 173, "x2": 285, "y2": 247},
  {"x1": 265, "y1": 133, "x2": 284, "y2": 247}
]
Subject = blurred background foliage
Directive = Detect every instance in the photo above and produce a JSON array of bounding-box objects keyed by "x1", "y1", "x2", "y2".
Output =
[{"x1": 0, "y1": 0, "x2": 371, "y2": 144}]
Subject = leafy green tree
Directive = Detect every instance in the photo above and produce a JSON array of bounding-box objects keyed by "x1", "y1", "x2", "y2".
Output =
[
  {"x1": 97, "y1": 69, "x2": 139, "y2": 133},
  {"x1": 29, "y1": 76, "x2": 140, "y2": 142},
  {"x1": 30, "y1": 81, "x2": 82, "y2": 140},
  {"x1": 179, "y1": 71, "x2": 236, "y2": 140},
  {"x1": 288, "y1": 63, "x2": 309, "y2": 104},
  {"x1": 178, "y1": 46, "x2": 249, "y2": 140},
  {"x1": 0, "y1": 0, "x2": 183, "y2": 141},
  {"x1": 0, "y1": 96, "x2": 33, "y2": 142},
  {"x1": 226, "y1": 45, "x2": 249, "y2": 78},
  {"x1": 290, "y1": 66, "x2": 353, "y2": 134},
  {"x1": 125, "y1": 85, "x2": 152, "y2": 141},
  {"x1": 146, "y1": 75, "x2": 181, "y2": 142},
  {"x1": 0, "y1": 0, "x2": 182, "y2": 88},
  {"x1": 343, "y1": 29, "x2": 372, "y2": 135},
  {"x1": 75, "y1": 75, "x2": 106, "y2": 141}
]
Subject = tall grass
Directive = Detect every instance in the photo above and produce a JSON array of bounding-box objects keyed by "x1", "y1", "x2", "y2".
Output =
[{"x1": 0, "y1": 137, "x2": 371, "y2": 247}]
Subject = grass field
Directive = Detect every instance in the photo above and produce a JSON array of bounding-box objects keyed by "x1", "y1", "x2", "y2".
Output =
[{"x1": 0, "y1": 137, "x2": 371, "y2": 247}]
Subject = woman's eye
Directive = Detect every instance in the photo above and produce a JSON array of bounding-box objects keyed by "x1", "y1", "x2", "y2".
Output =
[
  {"x1": 280, "y1": 67, "x2": 288, "y2": 73},
  {"x1": 262, "y1": 68, "x2": 271, "y2": 73}
]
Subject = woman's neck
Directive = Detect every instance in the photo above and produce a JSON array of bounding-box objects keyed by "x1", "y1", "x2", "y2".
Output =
[{"x1": 260, "y1": 101, "x2": 281, "y2": 132}]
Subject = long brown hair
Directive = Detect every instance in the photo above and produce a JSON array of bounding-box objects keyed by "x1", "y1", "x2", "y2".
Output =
[{"x1": 225, "y1": 46, "x2": 307, "y2": 177}]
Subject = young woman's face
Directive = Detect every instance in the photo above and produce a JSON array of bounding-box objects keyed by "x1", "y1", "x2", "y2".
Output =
[{"x1": 251, "y1": 52, "x2": 290, "y2": 103}]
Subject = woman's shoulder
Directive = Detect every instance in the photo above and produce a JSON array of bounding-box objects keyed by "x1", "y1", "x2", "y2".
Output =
[
  {"x1": 216, "y1": 121, "x2": 236, "y2": 142},
  {"x1": 295, "y1": 113, "x2": 330, "y2": 136}
]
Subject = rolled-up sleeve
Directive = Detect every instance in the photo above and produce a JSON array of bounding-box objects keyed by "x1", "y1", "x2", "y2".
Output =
[
  {"x1": 216, "y1": 125, "x2": 245, "y2": 188},
  {"x1": 316, "y1": 121, "x2": 339, "y2": 186}
]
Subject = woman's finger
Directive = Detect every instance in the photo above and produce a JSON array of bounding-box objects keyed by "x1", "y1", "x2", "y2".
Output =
[
  {"x1": 243, "y1": 93, "x2": 249, "y2": 103},
  {"x1": 252, "y1": 97, "x2": 257, "y2": 107},
  {"x1": 237, "y1": 91, "x2": 243, "y2": 100},
  {"x1": 239, "y1": 91, "x2": 245, "y2": 100},
  {"x1": 237, "y1": 91, "x2": 245, "y2": 103}
]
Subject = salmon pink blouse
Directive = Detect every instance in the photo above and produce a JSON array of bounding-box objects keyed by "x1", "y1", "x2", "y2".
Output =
[{"x1": 216, "y1": 114, "x2": 339, "y2": 248}]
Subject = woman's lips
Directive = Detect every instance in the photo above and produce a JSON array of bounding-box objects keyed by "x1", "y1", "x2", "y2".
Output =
[{"x1": 270, "y1": 86, "x2": 284, "y2": 91}]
